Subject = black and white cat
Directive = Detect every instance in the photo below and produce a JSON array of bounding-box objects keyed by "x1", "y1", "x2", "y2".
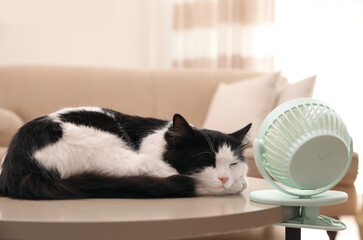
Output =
[{"x1": 0, "y1": 107, "x2": 251, "y2": 200}]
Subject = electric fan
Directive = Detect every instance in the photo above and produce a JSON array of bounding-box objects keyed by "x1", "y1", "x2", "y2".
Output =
[{"x1": 250, "y1": 97, "x2": 353, "y2": 230}]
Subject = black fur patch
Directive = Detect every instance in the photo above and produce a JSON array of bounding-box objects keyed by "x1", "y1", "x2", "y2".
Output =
[
  {"x1": 17, "y1": 172, "x2": 196, "y2": 200},
  {"x1": 0, "y1": 116, "x2": 63, "y2": 198},
  {"x1": 104, "y1": 109, "x2": 168, "y2": 150},
  {"x1": 60, "y1": 109, "x2": 168, "y2": 150}
]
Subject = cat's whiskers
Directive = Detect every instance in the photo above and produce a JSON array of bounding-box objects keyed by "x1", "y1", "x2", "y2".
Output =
[
  {"x1": 201, "y1": 130, "x2": 215, "y2": 154},
  {"x1": 235, "y1": 142, "x2": 247, "y2": 154}
]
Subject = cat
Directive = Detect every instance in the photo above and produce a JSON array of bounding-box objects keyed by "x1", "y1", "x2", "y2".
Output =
[{"x1": 0, "y1": 107, "x2": 251, "y2": 200}]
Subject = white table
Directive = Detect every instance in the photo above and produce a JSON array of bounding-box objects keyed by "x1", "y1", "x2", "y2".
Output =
[{"x1": 0, "y1": 177, "x2": 298, "y2": 240}]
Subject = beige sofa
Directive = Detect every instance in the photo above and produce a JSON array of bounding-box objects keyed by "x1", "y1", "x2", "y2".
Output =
[{"x1": 0, "y1": 66, "x2": 359, "y2": 227}]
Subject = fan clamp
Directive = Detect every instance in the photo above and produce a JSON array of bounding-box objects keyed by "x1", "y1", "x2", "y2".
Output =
[{"x1": 250, "y1": 189, "x2": 347, "y2": 230}]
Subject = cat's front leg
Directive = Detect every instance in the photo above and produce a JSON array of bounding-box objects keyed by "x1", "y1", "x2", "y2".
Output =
[{"x1": 138, "y1": 154, "x2": 178, "y2": 177}]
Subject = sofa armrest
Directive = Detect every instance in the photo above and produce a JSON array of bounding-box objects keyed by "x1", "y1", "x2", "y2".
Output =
[
  {"x1": 0, "y1": 147, "x2": 7, "y2": 159},
  {"x1": 338, "y1": 152, "x2": 359, "y2": 185},
  {"x1": 0, "y1": 108, "x2": 24, "y2": 147}
]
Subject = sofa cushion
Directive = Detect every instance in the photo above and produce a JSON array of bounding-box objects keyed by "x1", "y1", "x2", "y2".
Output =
[
  {"x1": 202, "y1": 72, "x2": 281, "y2": 140},
  {"x1": 150, "y1": 69, "x2": 265, "y2": 127},
  {"x1": 0, "y1": 108, "x2": 24, "y2": 147},
  {"x1": 275, "y1": 75, "x2": 316, "y2": 106},
  {"x1": 0, "y1": 67, "x2": 156, "y2": 122}
]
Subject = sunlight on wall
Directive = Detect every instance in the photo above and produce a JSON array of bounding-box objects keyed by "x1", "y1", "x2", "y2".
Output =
[
  {"x1": 274, "y1": 0, "x2": 363, "y2": 193},
  {"x1": 0, "y1": 0, "x2": 172, "y2": 68}
]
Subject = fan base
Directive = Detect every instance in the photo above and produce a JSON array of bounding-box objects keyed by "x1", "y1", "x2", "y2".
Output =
[
  {"x1": 250, "y1": 189, "x2": 348, "y2": 231},
  {"x1": 250, "y1": 189, "x2": 348, "y2": 206}
]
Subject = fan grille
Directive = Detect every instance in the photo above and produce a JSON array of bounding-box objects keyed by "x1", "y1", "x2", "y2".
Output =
[{"x1": 262, "y1": 103, "x2": 351, "y2": 189}]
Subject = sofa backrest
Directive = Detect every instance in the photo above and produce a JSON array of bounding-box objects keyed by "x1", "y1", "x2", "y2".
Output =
[{"x1": 0, "y1": 66, "x2": 263, "y2": 127}]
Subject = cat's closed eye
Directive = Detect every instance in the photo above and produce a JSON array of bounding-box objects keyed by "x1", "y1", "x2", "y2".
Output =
[{"x1": 229, "y1": 162, "x2": 239, "y2": 168}]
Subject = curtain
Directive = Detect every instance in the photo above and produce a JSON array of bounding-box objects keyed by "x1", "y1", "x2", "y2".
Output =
[
  {"x1": 274, "y1": 0, "x2": 363, "y2": 193},
  {"x1": 172, "y1": 0, "x2": 275, "y2": 71}
]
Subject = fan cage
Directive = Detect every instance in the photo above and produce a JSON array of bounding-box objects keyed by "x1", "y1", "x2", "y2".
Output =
[{"x1": 261, "y1": 102, "x2": 351, "y2": 190}]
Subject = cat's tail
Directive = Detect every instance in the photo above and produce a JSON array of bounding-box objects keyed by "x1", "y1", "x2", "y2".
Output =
[{"x1": 2, "y1": 172, "x2": 196, "y2": 200}]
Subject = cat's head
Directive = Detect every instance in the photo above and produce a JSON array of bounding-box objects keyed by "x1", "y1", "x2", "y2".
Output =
[{"x1": 164, "y1": 114, "x2": 251, "y2": 196}]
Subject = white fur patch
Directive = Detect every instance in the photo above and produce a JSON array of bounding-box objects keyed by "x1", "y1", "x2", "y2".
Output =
[
  {"x1": 193, "y1": 144, "x2": 248, "y2": 195},
  {"x1": 34, "y1": 121, "x2": 177, "y2": 178}
]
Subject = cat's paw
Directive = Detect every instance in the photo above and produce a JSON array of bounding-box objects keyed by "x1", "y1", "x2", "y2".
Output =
[
  {"x1": 224, "y1": 179, "x2": 248, "y2": 195},
  {"x1": 240, "y1": 180, "x2": 248, "y2": 193},
  {"x1": 194, "y1": 178, "x2": 248, "y2": 196}
]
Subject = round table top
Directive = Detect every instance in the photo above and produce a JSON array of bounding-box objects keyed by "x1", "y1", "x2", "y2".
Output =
[{"x1": 0, "y1": 177, "x2": 297, "y2": 240}]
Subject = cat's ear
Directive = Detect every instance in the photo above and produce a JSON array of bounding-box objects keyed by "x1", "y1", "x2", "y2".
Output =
[
  {"x1": 172, "y1": 114, "x2": 194, "y2": 137},
  {"x1": 230, "y1": 123, "x2": 252, "y2": 141}
]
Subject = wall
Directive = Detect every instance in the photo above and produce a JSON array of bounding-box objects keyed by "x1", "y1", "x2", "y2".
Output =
[{"x1": 0, "y1": 0, "x2": 172, "y2": 68}]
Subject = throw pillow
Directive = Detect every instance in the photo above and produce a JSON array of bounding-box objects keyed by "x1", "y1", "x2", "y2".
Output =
[
  {"x1": 275, "y1": 75, "x2": 316, "y2": 106},
  {"x1": 0, "y1": 108, "x2": 24, "y2": 146},
  {"x1": 202, "y1": 72, "x2": 281, "y2": 140}
]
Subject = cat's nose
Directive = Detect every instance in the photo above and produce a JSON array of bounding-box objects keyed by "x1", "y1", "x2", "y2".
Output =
[{"x1": 218, "y1": 177, "x2": 229, "y2": 184}]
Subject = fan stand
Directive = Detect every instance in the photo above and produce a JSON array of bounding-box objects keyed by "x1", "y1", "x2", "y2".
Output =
[{"x1": 250, "y1": 189, "x2": 348, "y2": 231}]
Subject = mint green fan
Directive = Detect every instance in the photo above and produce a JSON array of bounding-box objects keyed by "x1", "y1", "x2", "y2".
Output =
[{"x1": 250, "y1": 97, "x2": 353, "y2": 230}]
